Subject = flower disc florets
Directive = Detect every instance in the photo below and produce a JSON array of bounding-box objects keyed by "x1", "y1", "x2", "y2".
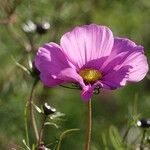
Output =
[{"x1": 79, "y1": 68, "x2": 102, "y2": 84}]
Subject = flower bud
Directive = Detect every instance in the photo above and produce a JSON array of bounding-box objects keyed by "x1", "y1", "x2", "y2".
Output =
[
  {"x1": 22, "y1": 20, "x2": 36, "y2": 33},
  {"x1": 43, "y1": 103, "x2": 56, "y2": 115},
  {"x1": 30, "y1": 61, "x2": 40, "y2": 79},
  {"x1": 38, "y1": 144, "x2": 50, "y2": 150},
  {"x1": 36, "y1": 22, "x2": 50, "y2": 34},
  {"x1": 137, "y1": 118, "x2": 150, "y2": 128}
]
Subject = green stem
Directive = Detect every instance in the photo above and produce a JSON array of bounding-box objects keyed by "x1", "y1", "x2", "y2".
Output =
[
  {"x1": 38, "y1": 115, "x2": 47, "y2": 146},
  {"x1": 140, "y1": 129, "x2": 146, "y2": 150},
  {"x1": 84, "y1": 100, "x2": 92, "y2": 150},
  {"x1": 28, "y1": 79, "x2": 39, "y2": 143},
  {"x1": 24, "y1": 101, "x2": 30, "y2": 146},
  {"x1": 122, "y1": 125, "x2": 131, "y2": 142}
]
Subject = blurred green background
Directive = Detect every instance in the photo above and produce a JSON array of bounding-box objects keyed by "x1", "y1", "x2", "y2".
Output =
[{"x1": 0, "y1": 0, "x2": 150, "y2": 149}]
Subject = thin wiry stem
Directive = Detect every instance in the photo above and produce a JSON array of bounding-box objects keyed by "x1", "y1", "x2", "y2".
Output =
[
  {"x1": 28, "y1": 79, "x2": 39, "y2": 143},
  {"x1": 57, "y1": 128, "x2": 80, "y2": 150},
  {"x1": 84, "y1": 100, "x2": 92, "y2": 150},
  {"x1": 38, "y1": 115, "x2": 47, "y2": 146},
  {"x1": 140, "y1": 129, "x2": 146, "y2": 150},
  {"x1": 24, "y1": 101, "x2": 30, "y2": 147},
  {"x1": 122, "y1": 125, "x2": 131, "y2": 142}
]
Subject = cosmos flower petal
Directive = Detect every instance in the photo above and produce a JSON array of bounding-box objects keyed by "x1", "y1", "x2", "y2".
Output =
[
  {"x1": 100, "y1": 38, "x2": 148, "y2": 83},
  {"x1": 60, "y1": 24, "x2": 114, "y2": 69},
  {"x1": 112, "y1": 38, "x2": 149, "y2": 82},
  {"x1": 101, "y1": 65, "x2": 131, "y2": 89},
  {"x1": 57, "y1": 68, "x2": 85, "y2": 88},
  {"x1": 35, "y1": 42, "x2": 73, "y2": 87},
  {"x1": 81, "y1": 57, "x2": 107, "y2": 71},
  {"x1": 112, "y1": 37, "x2": 143, "y2": 54},
  {"x1": 81, "y1": 85, "x2": 93, "y2": 101},
  {"x1": 35, "y1": 42, "x2": 70, "y2": 76},
  {"x1": 40, "y1": 73, "x2": 63, "y2": 87},
  {"x1": 100, "y1": 37, "x2": 143, "y2": 73},
  {"x1": 123, "y1": 52, "x2": 148, "y2": 82},
  {"x1": 81, "y1": 81, "x2": 104, "y2": 101}
]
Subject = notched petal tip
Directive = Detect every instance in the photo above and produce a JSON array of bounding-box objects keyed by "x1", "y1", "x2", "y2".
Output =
[{"x1": 113, "y1": 37, "x2": 144, "y2": 54}]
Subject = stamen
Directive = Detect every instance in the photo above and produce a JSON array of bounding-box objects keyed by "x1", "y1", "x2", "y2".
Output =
[{"x1": 79, "y1": 68, "x2": 102, "y2": 83}]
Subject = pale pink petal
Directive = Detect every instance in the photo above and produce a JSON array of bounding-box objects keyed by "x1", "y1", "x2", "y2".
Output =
[
  {"x1": 99, "y1": 38, "x2": 148, "y2": 83},
  {"x1": 60, "y1": 24, "x2": 114, "y2": 69},
  {"x1": 121, "y1": 51, "x2": 148, "y2": 82},
  {"x1": 101, "y1": 66, "x2": 131, "y2": 89},
  {"x1": 111, "y1": 38, "x2": 149, "y2": 82},
  {"x1": 100, "y1": 38, "x2": 143, "y2": 72},
  {"x1": 112, "y1": 37, "x2": 143, "y2": 55},
  {"x1": 57, "y1": 68, "x2": 85, "y2": 88},
  {"x1": 35, "y1": 42, "x2": 71, "y2": 87},
  {"x1": 40, "y1": 73, "x2": 63, "y2": 87},
  {"x1": 35, "y1": 42, "x2": 70, "y2": 76}
]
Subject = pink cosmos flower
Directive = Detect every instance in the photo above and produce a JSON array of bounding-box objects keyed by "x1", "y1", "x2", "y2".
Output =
[{"x1": 35, "y1": 24, "x2": 149, "y2": 101}]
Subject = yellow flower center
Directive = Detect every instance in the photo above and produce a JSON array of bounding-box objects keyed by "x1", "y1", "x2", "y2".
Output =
[{"x1": 79, "y1": 68, "x2": 102, "y2": 83}]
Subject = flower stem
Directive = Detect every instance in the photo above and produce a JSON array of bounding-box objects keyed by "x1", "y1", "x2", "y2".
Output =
[
  {"x1": 122, "y1": 125, "x2": 131, "y2": 142},
  {"x1": 24, "y1": 101, "x2": 30, "y2": 146},
  {"x1": 38, "y1": 115, "x2": 47, "y2": 146},
  {"x1": 85, "y1": 100, "x2": 92, "y2": 150},
  {"x1": 140, "y1": 129, "x2": 146, "y2": 150},
  {"x1": 29, "y1": 79, "x2": 39, "y2": 143}
]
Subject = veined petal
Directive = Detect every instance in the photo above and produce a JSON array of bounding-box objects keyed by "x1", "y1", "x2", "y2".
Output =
[
  {"x1": 101, "y1": 65, "x2": 131, "y2": 89},
  {"x1": 81, "y1": 57, "x2": 107, "y2": 71},
  {"x1": 100, "y1": 38, "x2": 148, "y2": 83},
  {"x1": 35, "y1": 42, "x2": 71, "y2": 87},
  {"x1": 60, "y1": 24, "x2": 114, "y2": 69},
  {"x1": 112, "y1": 37, "x2": 143, "y2": 54},
  {"x1": 35, "y1": 42, "x2": 70, "y2": 75},
  {"x1": 57, "y1": 68, "x2": 85, "y2": 88},
  {"x1": 40, "y1": 73, "x2": 63, "y2": 87},
  {"x1": 111, "y1": 38, "x2": 149, "y2": 82},
  {"x1": 121, "y1": 51, "x2": 148, "y2": 82}
]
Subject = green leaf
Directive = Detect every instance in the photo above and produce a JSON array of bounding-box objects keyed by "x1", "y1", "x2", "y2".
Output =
[
  {"x1": 56, "y1": 128, "x2": 80, "y2": 150},
  {"x1": 50, "y1": 112, "x2": 65, "y2": 120},
  {"x1": 27, "y1": 55, "x2": 33, "y2": 70},
  {"x1": 22, "y1": 139, "x2": 31, "y2": 150},
  {"x1": 32, "y1": 103, "x2": 42, "y2": 114},
  {"x1": 44, "y1": 122, "x2": 59, "y2": 129},
  {"x1": 101, "y1": 132, "x2": 109, "y2": 150},
  {"x1": 31, "y1": 144, "x2": 35, "y2": 150},
  {"x1": 11, "y1": 56, "x2": 31, "y2": 75},
  {"x1": 109, "y1": 126, "x2": 125, "y2": 150}
]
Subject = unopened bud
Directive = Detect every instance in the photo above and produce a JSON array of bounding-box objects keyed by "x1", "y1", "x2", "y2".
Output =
[
  {"x1": 22, "y1": 20, "x2": 36, "y2": 33},
  {"x1": 43, "y1": 103, "x2": 56, "y2": 115},
  {"x1": 137, "y1": 118, "x2": 150, "y2": 128},
  {"x1": 38, "y1": 144, "x2": 50, "y2": 150},
  {"x1": 30, "y1": 62, "x2": 40, "y2": 79},
  {"x1": 36, "y1": 22, "x2": 50, "y2": 34}
]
